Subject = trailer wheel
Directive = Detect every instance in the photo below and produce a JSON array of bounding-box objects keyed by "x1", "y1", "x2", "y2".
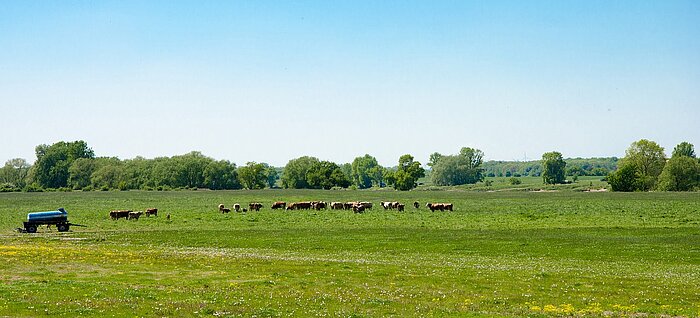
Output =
[
  {"x1": 26, "y1": 225, "x2": 37, "y2": 233},
  {"x1": 57, "y1": 224, "x2": 69, "y2": 232}
]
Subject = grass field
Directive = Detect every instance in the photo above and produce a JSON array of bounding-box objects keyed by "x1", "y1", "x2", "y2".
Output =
[{"x1": 1, "y1": 189, "x2": 699, "y2": 317}]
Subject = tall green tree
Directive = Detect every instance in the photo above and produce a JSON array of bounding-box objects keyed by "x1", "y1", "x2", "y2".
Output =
[
  {"x1": 281, "y1": 156, "x2": 319, "y2": 189},
  {"x1": 307, "y1": 161, "x2": 350, "y2": 189},
  {"x1": 237, "y1": 162, "x2": 268, "y2": 190},
  {"x1": 622, "y1": 139, "x2": 666, "y2": 191},
  {"x1": 393, "y1": 154, "x2": 425, "y2": 191},
  {"x1": 428, "y1": 152, "x2": 443, "y2": 168},
  {"x1": 351, "y1": 154, "x2": 380, "y2": 189},
  {"x1": 264, "y1": 164, "x2": 280, "y2": 188},
  {"x1": 68, "y1": 158, "x2": 97, "y2": 189},
  {"x1": 34, "y1": 140, "x2": 95, "y2": 188},
  {"x1": 657, "y1": 156, "x2": 700, "y2": 191},
  {"x1": 171, "y1": 151, "x2": 211, "y2": 188},
  {"x1": 204, "y1": 160, "x2": 240, "y2": 190},
  {"x1": 607, "y1": 163, "x2": 639, "y2": 192},
  {"x1": 541, "y1": 151, "x2": 566, "y2": 184},
  {"x1": 0, "y1": 158, "x2": 31, "y2": 189},
  {"x1": 430, "y1": 147, "x2": 485, "y2": 186},
  {"x1": 672, "y1": 141, "x2": 696, "y2": 158}
]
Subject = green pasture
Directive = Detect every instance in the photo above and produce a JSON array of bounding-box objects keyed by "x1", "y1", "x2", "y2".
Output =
[{"x1": 0, "y1": 190, "x2": 699, "y2": 317}]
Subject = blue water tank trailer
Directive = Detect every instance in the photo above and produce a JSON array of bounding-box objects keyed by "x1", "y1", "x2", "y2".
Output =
[
  {"x1": 21, "y1": 207, "x2": 83, "y2": 233},
  {"x1": 27, "y1": 208, "x2": 68, "y2": 223}
]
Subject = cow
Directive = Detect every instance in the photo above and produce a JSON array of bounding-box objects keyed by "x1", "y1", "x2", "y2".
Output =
[
  {"x1": 397, "y1": 204, "x2": 405, "y2": 212},
  {"x1": 218, "y1": 204, "x2": 225, "y2": 212},
  {"x1": 271, "y1": 201, "x2": 286, "y2": 210},
  {"x1": 233, "y1": 203, "x2": 241, "y2": 212},
  {"x1": 110, "y1": 210, "x2": 131, "y2": 220},
  {"x1": 345, "y1": 202, "x2": 361, "y2": 210},
  {"x1": 352, "y1": 204, "x2": 365, "y2": 213},
  {"x1": 426, "y1": 203, "x2": 453, "y2": 212},
  {"x1": 313, "y1": 201, "x2": 327, "y2": 210},
  {"x1": 128, "y1": 211, "x2": 143, "y2": 220},
  {"x1": 330, "y1": 202, "x2": 344, "y2": 210},
  {"x1": 413, "y1": 201, "x2": 419, "y2": 209},
  {"x1": 249, "y1": 203, "x2": 263, "y2": 211},
  {"x1": 145, "y1": 208, "x2": 158, "y2": 217},
  {"x1": 221, "y1": 207, "x2": 231, "y2": 213},
  {"x1": 359, "y1": 202, "x2": 373, "y2": 210}
]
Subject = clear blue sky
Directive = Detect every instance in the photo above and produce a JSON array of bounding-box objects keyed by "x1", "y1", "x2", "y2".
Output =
[{"x1": 1, "y1": 1, "x2": 698, "y2": 166}]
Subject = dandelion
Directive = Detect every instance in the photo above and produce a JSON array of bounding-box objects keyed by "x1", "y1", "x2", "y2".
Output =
[{"x1": 543, "y1": 304, "x2": 558, "y2": 313}]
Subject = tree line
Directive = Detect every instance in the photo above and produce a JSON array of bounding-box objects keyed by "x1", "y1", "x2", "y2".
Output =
[{"x1": 1, "y1": 139, "x2": 698, "y2": 192}]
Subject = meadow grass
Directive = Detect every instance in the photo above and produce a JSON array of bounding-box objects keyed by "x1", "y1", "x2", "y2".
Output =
[{"x1": 0, "y1": 189, "x2": 699, "y2": 317}]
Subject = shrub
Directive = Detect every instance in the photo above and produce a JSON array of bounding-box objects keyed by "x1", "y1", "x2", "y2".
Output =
[
  {"x1": 0, "y1": 183, "x2": 20, "y2": 192},
  {"x1": 484, "y1": 180, "x2": 493, "y2": 187},
  {"x1": 24, "y1": 184, "x2": 44, "y2": 192},
  {"x1": 509, "y1": 178, "x2": 522, "y2": 185}
]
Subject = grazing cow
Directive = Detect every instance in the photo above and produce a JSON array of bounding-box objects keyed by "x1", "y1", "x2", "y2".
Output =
[
  {"x1": 249, "y1": 203, "x2": 263, "y2": 211},
  {"x1": 397, "y1": 204, "x2": 405, "y2": 212},
  {"x1": 359, "y1": 202, "x2": 373, "y2": 210},
  {"x1": 218, "y1": 204, "x2": 225, "y2": 212},
  {"x1": 413, "y1": 201, "x2": 419, "y2": 209},
  {"x1": 221, "y1": 207, "x2": 231, "y2": 213},
  {"x1": 233, "y1": 203, "x2": 241, "y2": 212},
  {"x1": 271, "y1": 201, "x2": 286, "y2": 210},
  {"x1": 110, "y1": 210, "x2": 131, "y2": 220},
  {"x1": 242, "y1": 208, "x2": 248, "y2": 212},
  {"x1": 352, "y1": 204, "x2": 365, "y2": 213},
  {"x1": 330, "y1": 202, "x2": 344, "y2": 210},
  {"x1": 313, "y1": 201, "x2": 327, "y2": 210},
  {"x1": 145, "y1": 208, "x2": 158, "y2": 217},
  {"x1": 128, "y1": 211, "x2": 143, "y2": 220},
  {"x1": 426, "y1": 203, "x2": 453, "y2": 212},
  {"x1": 298, "y1": 202, "x2": 313, "y2": 210}
]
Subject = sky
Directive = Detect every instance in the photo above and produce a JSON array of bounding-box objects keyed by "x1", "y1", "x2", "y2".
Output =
[{"x1": 1, "y1": 0, "x2": 698, "y2": 167}]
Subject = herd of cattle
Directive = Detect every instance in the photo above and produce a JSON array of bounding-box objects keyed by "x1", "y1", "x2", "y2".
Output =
[
  {"x1": 109, "y1": 208, "x2": 163, "y2": 220},
  {"x1": 108, "y1": 201, "x2": 454, "y2": 221},
  {"x1": 217, "y1": 201, "x2": 454, "y2": 214}
]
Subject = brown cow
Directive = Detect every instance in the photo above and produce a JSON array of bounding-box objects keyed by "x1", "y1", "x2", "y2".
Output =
[
  {"x1": 128, "y1": 211, "x2": 143, "y2": 220},
  {"x1": 330, "y1": 202, "x2": 344, "y2": 210},
  {"x1": 145, "y1": 208, "x2": 158, "y2": 217},
  {"x1": 110, "y1": 210, "x2": 131, "y2": 220},
  {"x1": 271, "y1": 201, "x2": 286, "y2": 210},
  {"x1": 313, "y1": 201, "x2": 327, "y2": 210},
  {"x1": 426, "y1": 203, "x2": 453, "y2": 212},
  {"x1": 359, "y1": 202, "x2": 373, "y2": 210},
  {"x1": 352, "y1": 204, "x2": 365, "y2": 213},
  {"x1": 249, "y1": 203, "x2": 263, "y2": 211}
]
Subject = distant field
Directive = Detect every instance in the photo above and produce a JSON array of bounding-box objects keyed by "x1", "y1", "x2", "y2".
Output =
[{"x1": 1, "y1": 190, "x2": 699, "y2": 317}]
